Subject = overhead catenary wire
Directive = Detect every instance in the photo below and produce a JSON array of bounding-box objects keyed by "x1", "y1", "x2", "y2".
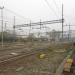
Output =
[
  {"x1": 53, "y1": 0, "x2": 59, "y2": 9},
  {"x1": 15, "y1": 19, "x2": 63, "y2": 28},
  {"x1": 44, "y1": 0, "x2": 59, "y2": 18},
  {"x1": 52, "y1": 0, "x2": 61, "y2": 15},
  {"x1": 4, "y1": 7, "x2": 31, "y2": 21}
]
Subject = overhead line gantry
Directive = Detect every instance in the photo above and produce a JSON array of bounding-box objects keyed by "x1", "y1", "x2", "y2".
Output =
[{"x1": 14, "y1": 19, "x2": 64, "y2": 28}]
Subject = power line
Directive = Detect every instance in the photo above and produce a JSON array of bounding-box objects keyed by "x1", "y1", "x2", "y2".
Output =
[
  {"x1": 53, "y1": 0, "x2": 59, "y2": 9},
  {"x1": 44, "y1": 0, "x2": 59, "y2": 18},
  {"x1": 52, "y1": 0, "x2": 61, "y2": 14},
  {"x1": 15, "y1": 19, "x2": 63, "y2": 28},
  {"x1": 4, "y1": 7, "x2": 30, "y2": 21}
]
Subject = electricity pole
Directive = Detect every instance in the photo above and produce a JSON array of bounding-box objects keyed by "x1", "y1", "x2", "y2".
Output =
[
  {"x1": 13, "y1": 16, "x2": 16, "y2": 42},
  {"x1": 5, "y1": 22, "x2": 7, "y2": 31},
  {"x1": 0, "y1": 6, "x2": 4, "y2": 48},
  {"x1": 29, "y1": 20, "x2": 31, "y2": 36},
  {"x1": 62, "y1": 4, "x2": 64, "y2": 41},
  {"x1": 68, "y1": 24, "x2": 71, "y2": 41}
]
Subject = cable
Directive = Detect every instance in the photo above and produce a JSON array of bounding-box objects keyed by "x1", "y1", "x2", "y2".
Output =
[
  {"x1": 44, "y1": 0, "x2": 59, "y2": 18},
  {"x1": 52, "y1": 0, "x2": 61, "y2": 14},
  {"x1": 4, "y1": 7, "x2": 30, "y2": 20},
  {"x1": 53, "y1": 0, "x2": 59, "y2": 9}
]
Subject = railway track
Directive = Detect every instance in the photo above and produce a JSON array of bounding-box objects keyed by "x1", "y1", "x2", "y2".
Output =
[
  {"x1": 0, "y1": 42, "x2": 50, "y2": 50},
  {"x1": 0, "y1": 47, "x2": 48, "y2": 64},
  {"x1": 0, "y1": 43, "x2": 50, "y2": 60}
]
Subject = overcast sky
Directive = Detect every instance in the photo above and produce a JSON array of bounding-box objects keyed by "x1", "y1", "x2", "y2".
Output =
[{"x1": 0, "y1": 0, "x2": 75, "y2": 31}]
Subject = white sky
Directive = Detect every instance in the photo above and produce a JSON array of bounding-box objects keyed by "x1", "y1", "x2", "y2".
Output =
[{"x1": 0, "y1": 0, "x2": 75, "y2": 31}]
